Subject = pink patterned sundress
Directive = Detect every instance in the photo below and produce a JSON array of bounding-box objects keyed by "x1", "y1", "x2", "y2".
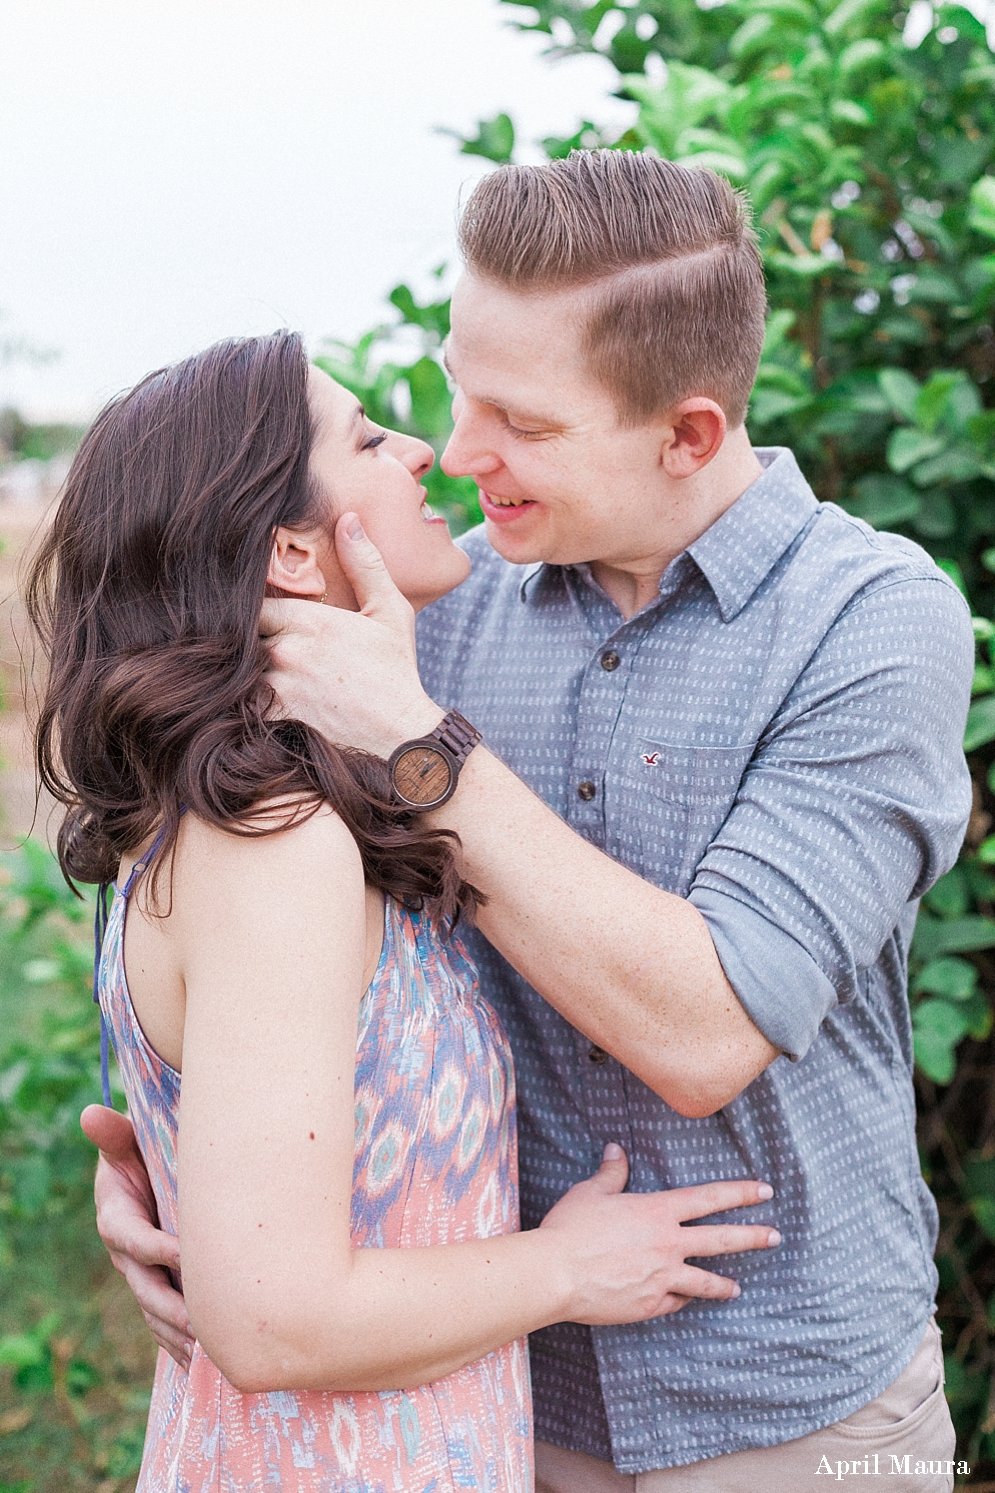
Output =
[{"x1": 97, "y1": 854, "x2": 533, "y2": 1492}]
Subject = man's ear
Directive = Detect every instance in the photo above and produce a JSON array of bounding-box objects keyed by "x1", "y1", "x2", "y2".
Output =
[
  {"x1": 659, "y1": 399, "x2": 727, "y2": 480},
  {"x1": 266, "y1": 526, "x2": 327, "y2": 599}
]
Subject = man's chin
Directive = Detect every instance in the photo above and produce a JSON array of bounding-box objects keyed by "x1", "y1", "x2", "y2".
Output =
[{"x1": 483, "y1": 516, "x2": 550, "y2": 567}]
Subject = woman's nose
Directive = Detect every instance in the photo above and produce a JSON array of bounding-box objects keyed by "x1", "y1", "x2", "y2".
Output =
[{"x1": 403, "y1": 435, "x2": 435, "y2": 481}]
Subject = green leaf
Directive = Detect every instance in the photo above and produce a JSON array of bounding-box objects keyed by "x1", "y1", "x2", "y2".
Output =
[
  {"x1": 728, "y1": 12, "x2": 775, "y2": 57},
  {"x1": 830, "y1": 100, "x2": 871, "y2": 127},
  {"x1": 969, "y1": 177, "x2": 995, "y2": 241},
  {"x1": 823, "y1": 0, "x2": 885, "y2": 33},
  {"x1": 404, "y1": 357, "x2": 452, "y2": 437},
  {"x1": 924, "y1": 867, "x2": 968, "y2": 920},
  {"x1": 911, "y1": 491, "x2": 955, "y2": 538},
  {"x1": 912, "y1": 997, "x2": 969, "y2": 1084},
  {"x1": 761, "y1": 308, "x2": 796, "y2": 354},
  {"x1": 936, "y1": 558, "x2": 966, "y2": 595},
  {"x1": 965, "y1": 695, "x2": 995, "y2": 751},
  {"x1": 837, "y1": 38, "x2": 885, "y2": 72},
  {"x1": 913, "y1": 956, "x2": 978, "y2": 1001},
  {"x1": 438, "y1": 113, "x2": 515, "y2": 164},
  {"x1": 887, "y1": 428, "x2": 945, "y2": 474},
  {"x1": 843, "y1": 474, "x2": 919, "y2": 528},
  {"x1": 749, "y1": 388, "x2": 813, "y2": 424},
  {"x1": 768, "y1": 251, "x2": 833, "y2": 277},
  {"x1": 675, "y1": 149, "x2": 748, "y2": 180},
  {"x1": 912, "y1": 914, "x2": 995, "y2": 961},
  {"x1": 963, "y1": 989, "x2": 993, "y2": 1041},
  {"x1": 964, "y1": 1155, "x2": 995, "y2": 1240},
  {"x1": 65, "y1": 1356, "x2": 101, "y2": 1397},
  {"x1": 971, "y1": 1196, "x2": 995, "y2": 1243},
  {"x1": 911, "y1": 446, "x2": 981, "y2": 487}
]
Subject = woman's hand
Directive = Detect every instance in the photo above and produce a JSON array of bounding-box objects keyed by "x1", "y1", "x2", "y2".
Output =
[
  {"x1": 81, "y1": 1105, "x2": 193, "y2": 1367},
  {"x1": 541, "y1": 1143, "x2": 779, "y2": 1326}
]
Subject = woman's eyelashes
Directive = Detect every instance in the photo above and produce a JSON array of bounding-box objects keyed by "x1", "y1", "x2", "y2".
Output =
[{"x1": 361, "y1": 429, "x2": 388, "y2": 452}]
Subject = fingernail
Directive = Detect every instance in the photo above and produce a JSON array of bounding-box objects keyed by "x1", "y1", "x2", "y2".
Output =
[
  {"x1": 767, "y1": 1230, "x2": 781, "y2": 1246},
  {"x1": 757, "y1": 1183, "x2": 774, "y2": 1200},
  {"x1": 346, "y1": 516, "x2": 365, "y2": 541},
  {"x1": 603, "y1": 1142, "x2": 624, "y2": 1161},
  {"x1": 730, "y1": 1282, "x2": 741, "y2": 1298}
]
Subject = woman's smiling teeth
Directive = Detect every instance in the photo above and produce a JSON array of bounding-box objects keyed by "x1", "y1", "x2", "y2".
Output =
[{"x1": 487, "y1": 493, "x2": 532, "y2": 507}]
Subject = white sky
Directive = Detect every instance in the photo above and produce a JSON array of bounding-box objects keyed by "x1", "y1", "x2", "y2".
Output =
[{"x1": 0, "y1": 0, "x2": 633, "y2": 421}]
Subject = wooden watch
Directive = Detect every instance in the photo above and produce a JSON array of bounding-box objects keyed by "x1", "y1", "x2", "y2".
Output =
[{"x1": 387, "y1": 710, "x2": 482, "y2": 811}]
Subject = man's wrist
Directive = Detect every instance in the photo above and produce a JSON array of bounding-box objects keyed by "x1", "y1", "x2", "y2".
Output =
[{"x1": 382, "y1": 699, "x2": 447, "y2": 757}]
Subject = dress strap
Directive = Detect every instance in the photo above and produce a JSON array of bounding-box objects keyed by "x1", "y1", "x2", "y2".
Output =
[
  {"x1": 121, "y1": 823, "x2": 171, "y2": 899},
  {"x1": 93, "y1": 820, "x2": 173, "y2": 1107}
]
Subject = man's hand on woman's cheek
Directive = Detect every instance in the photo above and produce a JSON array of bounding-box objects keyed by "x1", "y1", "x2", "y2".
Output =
[{"x1": 260, "y1": 514, "x2": 444, "y2": 758}]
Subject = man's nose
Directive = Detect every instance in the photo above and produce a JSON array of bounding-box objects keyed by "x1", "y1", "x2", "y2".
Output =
[{"x1": 441, "y1": 415, "x2": 501, "y2": 480}]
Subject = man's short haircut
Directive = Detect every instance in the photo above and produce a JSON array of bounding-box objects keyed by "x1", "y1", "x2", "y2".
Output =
[{"x1": 458, "y1": 150, "x2": 767, "y2": 428}]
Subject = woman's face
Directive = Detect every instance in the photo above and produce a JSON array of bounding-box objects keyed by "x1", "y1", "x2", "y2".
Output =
[{"x1": 295, "y1": 366, "x2": 471, "y2": 612}]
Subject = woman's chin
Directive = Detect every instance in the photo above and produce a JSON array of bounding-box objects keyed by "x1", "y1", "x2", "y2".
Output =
[{"x1": 403, "y1": 548, "x2": 472, "y2": 612}]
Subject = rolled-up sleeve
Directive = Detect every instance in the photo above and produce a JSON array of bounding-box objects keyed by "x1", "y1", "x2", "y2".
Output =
[{"x1": 689, "y1": 575, "x2": 974, "y2": 1059}]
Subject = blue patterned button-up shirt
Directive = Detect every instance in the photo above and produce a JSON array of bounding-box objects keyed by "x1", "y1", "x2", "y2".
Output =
[{"x1": 416, "y1": 448, "x2": 973, "y2": 1473}]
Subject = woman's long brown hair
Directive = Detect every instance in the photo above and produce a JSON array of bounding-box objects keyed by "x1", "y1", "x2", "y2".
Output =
[{"x1": 26, "y1": 330, "x2": 473, "y2": 921}]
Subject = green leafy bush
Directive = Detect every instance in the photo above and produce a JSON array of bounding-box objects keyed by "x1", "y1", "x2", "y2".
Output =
[{"x1": 0, "y1": 845, "x2": 151, "y2": 1490}]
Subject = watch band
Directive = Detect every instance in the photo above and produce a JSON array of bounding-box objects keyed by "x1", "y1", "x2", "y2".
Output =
[
  {"x1": 388, "y1": 709, "x2": 482, "y2": 811},
  {"x1": 429, "y1": 709, "x2": 482, "y2": 767}
]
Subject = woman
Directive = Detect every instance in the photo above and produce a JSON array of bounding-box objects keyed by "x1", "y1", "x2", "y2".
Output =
[{"x1": 28, "y1": 331, "x2": 778, "y2": 1492}]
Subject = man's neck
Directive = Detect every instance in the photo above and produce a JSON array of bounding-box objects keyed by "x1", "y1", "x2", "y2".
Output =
[{"x1": 589, "y1": 432, "x2": 765, "y2": 620}]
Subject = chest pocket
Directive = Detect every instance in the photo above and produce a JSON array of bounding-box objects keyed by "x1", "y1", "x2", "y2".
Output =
[{"x1": 632, "y1": 742, "x2": 755, "y2": 895}]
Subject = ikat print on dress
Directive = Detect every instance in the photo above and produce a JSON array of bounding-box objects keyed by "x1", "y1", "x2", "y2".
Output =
[{"x1": 98, "y1": 886, "x2": 533, "y2": 1492}]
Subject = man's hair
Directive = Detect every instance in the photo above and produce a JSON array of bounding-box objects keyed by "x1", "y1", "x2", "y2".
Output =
[{"x1": 458, "y1": 150, "x2": 767, "y2": 428}]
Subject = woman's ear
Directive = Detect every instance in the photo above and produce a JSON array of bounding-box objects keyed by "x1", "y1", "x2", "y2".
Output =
[{"x1": 266, "y1": 527, "x2": 327, "y2": 599}]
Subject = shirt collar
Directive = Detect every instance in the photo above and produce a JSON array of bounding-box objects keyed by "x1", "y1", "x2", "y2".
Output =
[
  {"x1": 519, "y1": 447, "x2": 818, "y2": 619},
  {"x1": 687, "y1": 448, "x2": 818, "y2": 622}
]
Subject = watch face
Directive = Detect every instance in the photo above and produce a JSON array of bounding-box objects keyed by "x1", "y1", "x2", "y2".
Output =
[{"x1": 391, "y1": 744, "x2": 455, "y2": 807}]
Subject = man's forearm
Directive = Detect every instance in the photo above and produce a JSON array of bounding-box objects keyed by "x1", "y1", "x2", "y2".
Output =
[{"x1": 430, "y1": 746, "x2": 778, "y2": 1116}]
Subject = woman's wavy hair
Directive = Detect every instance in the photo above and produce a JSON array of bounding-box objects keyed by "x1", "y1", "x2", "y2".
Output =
[{"x1": 26, "y1": 330, "x2": 474, "y2": 922}]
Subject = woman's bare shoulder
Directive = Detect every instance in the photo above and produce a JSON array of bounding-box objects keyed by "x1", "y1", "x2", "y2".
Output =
[{"x1": 174, "y1": 803, "x2": 364, "y2": 922}]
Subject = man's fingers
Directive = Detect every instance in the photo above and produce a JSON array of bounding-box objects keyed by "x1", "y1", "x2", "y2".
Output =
[
  {"x1": 119, "y1": 1260, "x2": 193, "y2": 1366},
  {"x1": 671, "y1": 1178, "x2": 774, "y2": 1223},
  {"x1": 587, "y1": 1142, "x2": 629, "y2": 1194},
  {"x1": 334, "y1": 512, "x2": 412, "y2": 624},
  {"x1": 258, "y1": 598, "x2": 293, "y2": 639},
  {"x1": 677, "y1": 1224, "x2": 781, "y2": 1258},
  {"x1": 143, "y1": 1313, "x2": 193, "y2": 1369},
  {"x1": 668, "y1": 1265, "x2": 743, "y2": 1301},
  {"x1": 81, "y1": 1103, "x2": 141, "y2": 1162},
  {"x1": 105, "y1": 1216, "x2": 181, "y2": 1273}
]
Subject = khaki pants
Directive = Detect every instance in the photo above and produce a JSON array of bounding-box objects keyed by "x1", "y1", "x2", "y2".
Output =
[{"x1": 535, "y1": 1320, "x2": 956, "y2": 1492}]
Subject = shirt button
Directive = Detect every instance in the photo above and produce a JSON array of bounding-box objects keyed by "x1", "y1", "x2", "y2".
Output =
[
  {"x1": 577, "y1": 780, "x2": 596, "y2": 801},
  {"x1": 589, "y1": 1045, "x2": 608, "y2": 1063},
  {"x1": 600, "y1": 650, "x2": 620, "y2": 672}
]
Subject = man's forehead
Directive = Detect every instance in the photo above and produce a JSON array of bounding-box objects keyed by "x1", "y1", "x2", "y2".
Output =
[
  {"x1": 445, "y1": 282, "x2": 599, "y2": 421},
  {"x1": 443, "y1": 337, "x2": 574, "y2": 427}
]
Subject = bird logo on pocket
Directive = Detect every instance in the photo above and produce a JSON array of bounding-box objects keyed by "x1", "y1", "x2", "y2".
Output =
[{"x1": 641, "y1": 752, "x2": 660, "y2": 767}]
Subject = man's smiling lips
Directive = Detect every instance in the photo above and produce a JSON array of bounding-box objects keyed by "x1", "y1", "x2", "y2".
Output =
[{"x1": 480, "y1": 489, "x2": 538, "y2": 524}]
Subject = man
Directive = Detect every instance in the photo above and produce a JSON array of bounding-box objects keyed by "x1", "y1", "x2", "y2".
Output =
[{"x1": 92, "y1": 152, "x2": 972, "y2": 1487}]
